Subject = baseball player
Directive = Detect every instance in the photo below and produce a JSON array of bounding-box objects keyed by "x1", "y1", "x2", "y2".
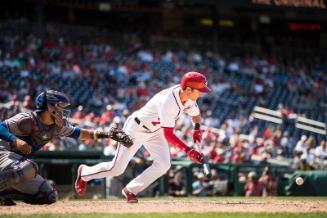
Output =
[
  {"x1": 0, "y1": 90, "x2": 133, "y2": 206},
  {"x1": 75, "y1": 71, "x2": 209, "y2": 203}
]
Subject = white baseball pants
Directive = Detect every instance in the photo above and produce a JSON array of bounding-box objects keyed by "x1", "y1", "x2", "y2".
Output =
[{"x1": 80, "y1": 114, "x2": 171, "y2": 195}]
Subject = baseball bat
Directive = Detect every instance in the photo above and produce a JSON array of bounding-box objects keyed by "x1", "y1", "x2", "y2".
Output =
[{"x1": 195, "y1": 143, "x2": 211, "y2": 177}]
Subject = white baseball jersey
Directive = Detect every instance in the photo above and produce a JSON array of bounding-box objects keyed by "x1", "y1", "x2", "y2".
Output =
[{"x1": 134, "y1": 85, "x2": 200, "y2": 132}]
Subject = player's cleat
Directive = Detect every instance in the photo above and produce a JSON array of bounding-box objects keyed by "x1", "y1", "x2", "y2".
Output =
[
  {"x1": 75, "y1": 165, "x2": 87, "y2": 196},
  {"x1": 0, "y1": 198, "x2": 16, "y2": 206},
  {"x1": 122, "y1": 188, "x2": 138, "y2": 203}
]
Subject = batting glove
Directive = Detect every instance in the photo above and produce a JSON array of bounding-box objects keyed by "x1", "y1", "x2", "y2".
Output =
[
  {"x1": 187, "y1": 149, "x2": 204, "y2": 164},
  {"x1": 193, "y1": 128, "x2": 202, "y2": 143}
]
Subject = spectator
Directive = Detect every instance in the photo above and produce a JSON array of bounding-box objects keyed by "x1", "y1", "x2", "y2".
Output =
[
  {"x1": 20, "y1": 95, "x2": 34, "y2": 112},
  {"x1": 168, "y1": 171, "x2": 186, "y2": 197},
  {"x1": 313, "y1": 140, "x2": 327, "y2": 170},
  {"x1": 244, "y1": 171, "x2": 262, "y2": 197},
  {"x1": 45, "y1": 137, "x2": 65, "y2": 151},
  {"x1": 295, "y1": 135, "x2": 308, "y2": 153},
  {"x1": 259, "y1": 167, "x2": 277, "y2": 196},
  {"x1": 315, "y1": 140, "x2": 327, "y2": 160},
  {"x1": 192, "y1": 173, "x2": 211, "y2": 197}
]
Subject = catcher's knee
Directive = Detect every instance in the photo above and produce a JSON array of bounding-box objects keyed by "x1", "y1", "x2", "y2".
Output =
[
  {"x1": 0, "y1": 160, "x2": 38, "y2": 191},
  {"x1": 26, "y1": 180, "x2": 58, "y2": 205},
  {"x1": 0, "y1": 169, "x2": 19, "y2": 191},
  {"x1": 14, "y1": 159, "x2": 38, "y2": 181}
]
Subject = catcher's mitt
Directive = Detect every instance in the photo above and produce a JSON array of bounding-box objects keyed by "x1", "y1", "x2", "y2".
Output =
[{"x1": 108, "y1": 127, "x2": 133, "y2": 148}]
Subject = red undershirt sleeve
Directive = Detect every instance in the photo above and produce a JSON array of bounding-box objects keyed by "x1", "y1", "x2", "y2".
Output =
[{"x1": 163, "y1": 127, "x2": 190, "y2": 154}]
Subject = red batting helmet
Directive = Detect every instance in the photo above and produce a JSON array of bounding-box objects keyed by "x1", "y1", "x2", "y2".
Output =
[{"x1": 180, "y1": 72, "x2": 211, "y2": 93}]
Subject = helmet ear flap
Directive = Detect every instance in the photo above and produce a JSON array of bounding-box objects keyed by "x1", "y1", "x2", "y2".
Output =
[
  {"x1": 37, "y1": 91, "x2": 47, "y2": 110},
  {"x1": 43, "y1": 91, "x2": 47, "y2": 110}
]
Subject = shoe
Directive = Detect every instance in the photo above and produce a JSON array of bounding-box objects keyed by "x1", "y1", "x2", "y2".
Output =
[
  {"x1": 75, "y1": 165, "x2": 87, "y2": 196},
  {"x1": 0, "y1": 198, "x2": 16, "y2": 206},
  {"x1": 122, "y1": 188, "x2": 138, "y2": 203}
]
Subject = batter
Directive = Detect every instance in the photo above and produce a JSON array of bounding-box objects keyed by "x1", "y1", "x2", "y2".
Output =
[{"x1": 75, "y1": 72, "x2": 210, "y2": 203}]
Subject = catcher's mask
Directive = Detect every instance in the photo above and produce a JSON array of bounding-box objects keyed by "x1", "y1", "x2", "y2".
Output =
[{"x1": 36, "y1": 90, "x2": 71, "y2": 127}]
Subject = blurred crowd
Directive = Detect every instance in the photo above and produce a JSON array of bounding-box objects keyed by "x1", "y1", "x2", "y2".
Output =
[
  {"x1": 167, "y1": 166, "x2": 278, "y2": 197},
  {"x1": 0, "y1": 19, "x2": 326, "y2": 174}
]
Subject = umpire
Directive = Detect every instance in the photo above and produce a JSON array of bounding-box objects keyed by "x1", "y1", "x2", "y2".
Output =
[{"x1": 0, "y1": 90, "x2": 132, "y2": 206}]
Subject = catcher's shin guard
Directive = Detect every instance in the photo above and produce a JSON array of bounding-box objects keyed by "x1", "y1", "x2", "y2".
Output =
[
  {"x1": 0, "y1": 169, "x2": 19, "y2": 191},
  {"x1": 0, "y1": 159, "x2": 38, "y2": 191},
  {"x1": 24, "y1": 180, "x2": 58, "y2": 205}
]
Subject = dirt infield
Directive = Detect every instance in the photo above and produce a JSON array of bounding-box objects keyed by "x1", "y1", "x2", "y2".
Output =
[{"x1": 1, "y1": 199, "x2": 327, "y2": 214}]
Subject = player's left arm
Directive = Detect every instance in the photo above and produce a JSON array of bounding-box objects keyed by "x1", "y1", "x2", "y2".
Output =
[
  {"x1": 187, "y1": 103, "x2": 202, "y2": 143},
  {"x1": 80, "y1": 128, "x2": 133, "y2": 147},
  {"x1": 191, "y1": 114, "x2": 201, "y2": 125},
  {"x1": 78, "y1": 129, "x2": 109, "y2": 141},
  {"x1": 59, "y1": 123, "x2": 133, "y2": 147},
  {"x1": 191, "y1": 115, "x2": 202, "y2": 143},
  {"x1": 62, "y1": 127, "x2": 110, "y2": 141}
]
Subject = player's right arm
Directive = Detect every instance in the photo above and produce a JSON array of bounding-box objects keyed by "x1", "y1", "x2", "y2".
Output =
[
  {"x1": 159, "y1": 97, "x2": 203, "y2": 164},
  {"x1": 0, "y1": 120, "x2": 32, "y2": 154},
  {"x1": 162, "y1": 128, "x2": 203, "y2": 164},
  {"x1": 0, "y1": 121, "x2": 17, "y2": 143}
]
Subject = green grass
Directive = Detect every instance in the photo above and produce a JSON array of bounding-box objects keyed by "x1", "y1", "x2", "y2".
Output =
[{"x1": 0, "y1": 213, "x2": 326, "y2": 218}]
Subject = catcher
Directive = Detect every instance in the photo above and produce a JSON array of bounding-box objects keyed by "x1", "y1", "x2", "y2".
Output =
[{"x1": 0, "y1": 90, "x2": 133, "y2": 205}]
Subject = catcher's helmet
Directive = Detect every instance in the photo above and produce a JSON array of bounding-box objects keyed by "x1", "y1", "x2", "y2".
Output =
[
  {"x1": 180, "y1": 72, "x2": 211, "y2": 93},
  {"x1": 36, "y1": 90, "x2": 71, "y2": 127}
]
